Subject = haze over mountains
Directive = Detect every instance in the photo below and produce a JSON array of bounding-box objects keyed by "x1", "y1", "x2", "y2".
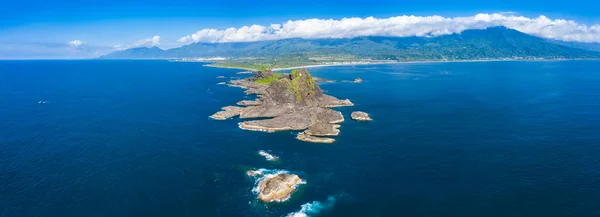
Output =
[{"x1": 101, "y1": 27, "x2": 600, "y2": 61}]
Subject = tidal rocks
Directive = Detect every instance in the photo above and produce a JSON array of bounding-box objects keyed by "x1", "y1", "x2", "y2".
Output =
[
  {"x1": 351, "y1": 111, "x2": 372, "y2": 121},
  {"x1": 210, "y1": 106, "x2": 243, "y2": 120},
  {"x1": 239, "y1": 107, "x2": 344, "y2": 132},
  {"x1": 247, "y1": 169, "x2": 263, "y2": 177},
  {"x1": 324, "y1": 97, "x2": 354, "y2": 108},
  {"x1": 236, "y1": 99, "x2": 262, "y2": 106},
  {"x1": 296, "y1": 132, "x2": 336, "y2": 143},
  {"x1": 304, "y1": 122, "x2": 341, "y2": 136},
  {"x1": 256, "y1": 173, "x2": 303, "y2": 202},
  {"x1": 212, "y1": 68, "x2": 353, "y2": 143}
]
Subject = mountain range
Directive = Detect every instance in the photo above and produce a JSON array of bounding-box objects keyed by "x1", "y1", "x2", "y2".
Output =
[{"x1": 101, "y1": 27, "x2": 600, "y2": 61}]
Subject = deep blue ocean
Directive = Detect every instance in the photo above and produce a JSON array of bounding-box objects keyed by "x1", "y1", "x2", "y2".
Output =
[{"x1": 1, "y1": 60, "x2": 600, "y2": 217}]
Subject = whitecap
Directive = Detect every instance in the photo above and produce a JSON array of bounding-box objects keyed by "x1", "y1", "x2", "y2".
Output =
[
  {"x1": 258, "y1": 150, "x2": 279, "y2": 161},
  {"x1": 286, "y1": 196, "x2": 336, "y2": 217},
  {"x1": 238, "y1": 122, "x2": 270, "y2": 132}
]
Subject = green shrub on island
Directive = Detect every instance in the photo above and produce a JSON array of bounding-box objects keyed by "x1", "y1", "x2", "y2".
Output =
[
  {"x1": 259, "y1": 65, "x2": 271, "y2": 72},
  {"x1": 255, "y1": 73, "x2": 283, "y2": 85},
  {"x1": 289, "y1": 69, "x2": 317, "y2": 101}
]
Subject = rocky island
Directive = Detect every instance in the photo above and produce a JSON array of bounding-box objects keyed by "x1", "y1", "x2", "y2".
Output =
[
  {"x1": 257, "y1": 173, "x2": 303, "y2": 202},
  {"x1": 351, "y1": 111, "x2": 372, "y2": 121},
  {"x1": 211, "y1": 68, "x2": 353, "y2": 143},
  {"x1": 246, "y1": 169, "x2": 305, "y2": 203}
]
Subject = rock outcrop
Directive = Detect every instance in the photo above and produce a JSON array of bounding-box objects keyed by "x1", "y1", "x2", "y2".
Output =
[
  {"x1": 296, "y1": 132, "x2": 336, "y2": 143},
  {"x1": 209, "y1": 106, "x2": 244, "y2": 120},
  {"x1": 237, "y1": 100, "x2": 262, "y2": 106},
  {"x1": 211, "y1": 68, "x2": 353, "y2": 143},
  {"x1": 351, "y1": 111, "x2": 372, "y2": 121},
  {"x1": 247, "y1": 170, "x2": 263, "y2": 177}
]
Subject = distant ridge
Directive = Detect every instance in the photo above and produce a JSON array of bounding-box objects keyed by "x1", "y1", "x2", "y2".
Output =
[
  {"x1": 100, "y1": 27, "x2": 600, "y2": 60},
  {"x1": 547, "y1": 40, "x2": 600, "y2": 52},
  {"x1": 102, "y1": 46, "x2": 166, "y2": 59}
]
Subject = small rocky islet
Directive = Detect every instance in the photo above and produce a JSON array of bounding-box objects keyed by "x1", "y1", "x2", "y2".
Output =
[
  {"x1": 351, "y1": 111, "x2": 372, "y2": 121},
  {"x1": 211, "y1": 68, "x2": 354, "y2": 143},
  {"x1": 257, "y1": 173, "x2": 303, "y2": 202},
  {"x1": 246, "y1": 169, "x2": 305, "y2": 203}
]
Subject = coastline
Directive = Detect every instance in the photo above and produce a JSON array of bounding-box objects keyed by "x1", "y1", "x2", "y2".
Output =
[
  {"x1": 202, "y1": 58, "x2": 588, "y2": 72},
  {"x1": 203, "y1": 63, "x2": 258, "y2": 72}
]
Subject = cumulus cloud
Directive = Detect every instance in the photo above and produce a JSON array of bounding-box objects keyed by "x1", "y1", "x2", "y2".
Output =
[
  {"x1": 68, "y1": 40, "x2": 85, "y2": 47},
  {"x1": 131, "y1": 35, "x2": 160, "y2": 47},
  {"x1": 178, "y1": 13, "x2": 600, "y2": 43}
]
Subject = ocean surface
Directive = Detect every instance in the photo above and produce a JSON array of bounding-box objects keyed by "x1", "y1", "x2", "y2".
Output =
[{"x1": 1, "y1": 60, "x2": 600, "y2": 217}]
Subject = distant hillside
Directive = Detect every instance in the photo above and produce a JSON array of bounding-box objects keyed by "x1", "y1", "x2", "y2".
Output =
[
  {"x1": 101, "y1": 46, "x2": 167, "y2": 59},
  {"x1": 547, "y1": 40, "x2": 600, "y2": 52},
  {"x1": 101, "y1": 27, "x2": 600, "y2": 60}
]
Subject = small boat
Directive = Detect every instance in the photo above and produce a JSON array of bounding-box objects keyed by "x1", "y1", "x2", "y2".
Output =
[{"x1": 38, "y1": 101, "x2": 45, "y2": 104}]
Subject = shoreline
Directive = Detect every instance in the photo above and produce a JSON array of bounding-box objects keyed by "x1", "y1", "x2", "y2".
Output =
[
  {"x1": 202, "y1": 58, "x2": 592, "y2": 72},
  {"x1": 203, "y1": 63, "x2": 258, "y2": 72}
]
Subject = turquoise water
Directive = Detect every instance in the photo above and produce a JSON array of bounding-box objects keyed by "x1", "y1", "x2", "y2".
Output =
[{"x1": 1, "y1": 60, "x2": 600, "y2": 217}]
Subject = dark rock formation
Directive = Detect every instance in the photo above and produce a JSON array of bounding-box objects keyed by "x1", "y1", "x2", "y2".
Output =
[{"x1": 253, "y1": 70, "x2": 274, "y2": 80}]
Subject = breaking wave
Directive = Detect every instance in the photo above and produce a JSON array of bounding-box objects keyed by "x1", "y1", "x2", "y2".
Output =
[
  {"x1": 258, "y1": 150, "x2": 279, "y2": 161},
  {"x1": 285, "y1": 196, "x2": 336, "y2": 217}
]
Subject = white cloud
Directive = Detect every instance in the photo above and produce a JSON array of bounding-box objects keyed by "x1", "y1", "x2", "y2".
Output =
[
  {"x1": 113, "y1": 36, "x2": 161, "y2": 51},
  {"x1": 68, "y1": 40, "x2": 85, "y2": 47},
  {"x1": 131, "y1": 35, "x2": 161, "y2": 48},
  {"x1": 178, "y1": 13, "x2": 600, "y2": 43}
]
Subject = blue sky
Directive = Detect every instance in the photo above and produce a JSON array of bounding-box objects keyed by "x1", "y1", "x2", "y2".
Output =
[{"x1": 2, "y1": 0, "x2": 600, "y2": 59}]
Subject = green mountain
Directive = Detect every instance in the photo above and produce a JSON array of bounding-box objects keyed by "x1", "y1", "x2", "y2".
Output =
[
  {"x1": 547, "y1": 40, "x2": 600, "y2": 52},
  {"x1": 101, "y1": 46, "x2": 166, "y2": 59},
  {"x1": 101, "y1": 27, "x2": 600, "y2": 60}
]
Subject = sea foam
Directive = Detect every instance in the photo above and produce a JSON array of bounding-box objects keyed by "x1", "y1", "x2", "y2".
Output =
[
  {"x1": 258, "y1": 150, "x2": 279, "y2": 161},
  {"x1": 286, "y1": 196, "x2": 336, "y2": 217}
]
